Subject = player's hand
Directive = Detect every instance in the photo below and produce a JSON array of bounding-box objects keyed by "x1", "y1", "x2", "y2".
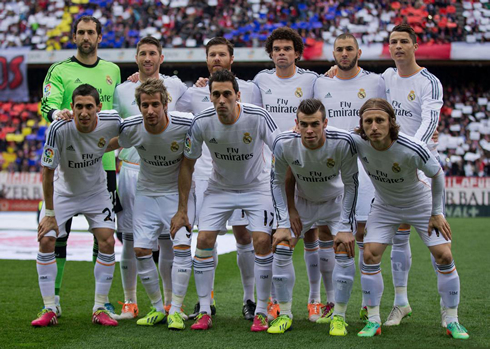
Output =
[
  {"x1": 431, "y1": 129, "x2": 439, "y2": 143},
  {"x1": 194, "y1": 77, "x2": 208, "y2": 88},
  {"x1": 38, "y1": 216, "x2": 59, "y2": 241},
  {"x1": 170, "y1": 210, "x2": 191, "y2": 239},
  {"x1": 324, "y1": 65, "x2": 338, "y2": 78},
  {"x1": 333, "y1": 231, "x2": 355, "y2": 258},
  {"x1": 127, "y1": 72, "x2": 140, "y2": 83},
  {"x1": 428, "y1": 214, "x2": 451, "y2": 241},
  {"x1": 55, "y1": 109, "x2": 73, "y2": 121},
  {"x1": 288, "y1": 208, "x2": 303, "y2": 238},
  {"x1": 272, "y1": 228, "x2": 297, "y2": 253}
]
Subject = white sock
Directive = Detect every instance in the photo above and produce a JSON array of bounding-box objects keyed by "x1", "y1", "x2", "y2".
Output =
[
  {"x1": 436, "y1": 260, "x2": 460, "y2": 323},
  {"x1": 170, "y1": 245, "x2": 192, "y2": 314},
  {"x1": 94, "y1": 252, "x2": 116, "y2": 311},
  {"x1": 360, "y1": 262, "x2": 383, "y2": 310},
  {"x1": 158, "y1": 235, "x2": 174, "y2": 306},
  {"x1": 236, "y1": 242, "x2": 255, "y2": 303},
  {"x1": 356, "y1": 241, "x2": 365, "y2": 307},
  {"x1": 391, "y1": 230, "x2": 411, "y2": 306},
  {"x1": 136, "y1": 255, "x2": 164, "y2": 313},
  {"x1": 319, "y1": 240, "x2": 335, "y2": 303},
  {"x1": 367, "y1": 305, "x2": 381, "y2": 324},
  {"x1": 37, "y1": 252, "x2": 57, "y2": 311},
  {"x1": 332, "y1": 253, "x2": 355, "y2": 318},
  {"x1": 272, "y1": 244, "x2": 295, "y2": 317},
  {"x1": 211, "y1": 242, "x2": 218, "y2": 301},
  {"x1": 254, "y1": 252, "x2": 273, "y2": 315},
  {"x1": 304, "y1": 240, "x2": 321, "y2": 303},
  {"x1": 120, "y1": 234, "x2": 137, "y2": 303},
  {"x1": 193, "y1": 248, "x2": 214, "y2": 315}
]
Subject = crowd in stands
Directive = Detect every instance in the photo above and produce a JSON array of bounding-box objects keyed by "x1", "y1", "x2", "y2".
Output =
[
  {"x1": 1, "y1": 84, "x2": 489, "y2": 177},
  {"x1": 1, "y1": 0, "x2": 488, "y2": 50}
]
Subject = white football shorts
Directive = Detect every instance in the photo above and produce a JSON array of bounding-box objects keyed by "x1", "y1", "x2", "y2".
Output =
[{"x1": 295, "y1": 194, "x2": 342, "y2": 238}]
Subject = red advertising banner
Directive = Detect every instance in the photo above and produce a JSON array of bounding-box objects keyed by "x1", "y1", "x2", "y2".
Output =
[
  {"x1": 381, "y1": 43, "x2": 451, "y2": 60},
  {"x1": 0, "y1": 47, "x2": 30, "y2": 102}
]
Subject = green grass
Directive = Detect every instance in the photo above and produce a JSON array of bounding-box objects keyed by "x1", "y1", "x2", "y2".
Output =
[{"x1": 1, "y1": 218, "x2": 489, "y2": 348}]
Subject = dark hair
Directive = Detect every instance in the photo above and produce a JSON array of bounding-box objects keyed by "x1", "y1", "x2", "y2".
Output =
[
  {"x1": 72, "y1": 84, "x2": 100, "y2": 105},
  {"x1": 390, "y1": 24, "x2": 417, "y2": 44},
  {"x1": 356, "y1": 98, "x2": 399, "y2": 141},
  {"x1": 208, "y1": 69, "x2": 239, "y2": 93},
  {"x1": 334, "y1": 33, "x2": 359, "y2": 50},
  {"x1": 297, "y1": 99, "x2": 326, "y2": 121},
  {"x1": 206, "y1": 37, "x2": 234, "y2": 56},
  {"x1": 265, "y1": 27, "x2": 304, "y2": 62},
  {"x1": 135, "y1": 78, "x2": 168, "y2": 107},
  {"x1": 137, "y1": 36, "x2": 162, "y2": 55},
  {"x1": 73, "y1": 16, "x2": 102, "y2": 36}
]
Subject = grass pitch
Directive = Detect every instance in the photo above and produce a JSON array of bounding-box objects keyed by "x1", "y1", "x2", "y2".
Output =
[{"x1": 1, "y1": 218, "x2": 489, "y2": 348}]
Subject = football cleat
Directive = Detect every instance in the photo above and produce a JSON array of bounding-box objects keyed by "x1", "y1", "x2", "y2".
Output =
[
  {"x1": 267, "y1": 315, "x2": 292, "y2": 334},
  {"x1": 113, "y1": 301, "x2": 139, "y2": 320},
  {"x1": 188, "y1": 302, "x2": 200, "y2": 319},
  {"x1": 383, "y1": 305, "x2": 412, "y2": 326},
  {"x1": 316, "y1": 302, "x2": 334, "y2": 324},
  {"x1": 31, "y1": 309, "x2": 58, "y2": 327},
  {"x1": 211, "y1": 298, "x2": 217, "y2": 316},
  {"x1": 92, "y1": 309, "x2": 118, "y2": 326},
  {"x1": 104, "y1": 302, "x2": 116, "y2": 317},
  {"x1": 54, "y1": 295, "x2": 62, "y2": 318},
  {"x1": 242, "y1": 300, "x2": 256, "y2": 321},
  {"x1": 191, "y1": 312, "x2": 212, "y2": 330},
  {"x1": 308, "y1": 302, "x2": 323, "y2": 322},
  {"x1": 164, "y1": 304, "x2": 188, "y2": 321},
  {"x1": 359, "y1": 306, "x2": 368, "y2": 322},
  {"x1": 447, "y1": 322, "x2": 469, "y2": 340},
  {"x1": 329, "y1": 315, "x2": 348, "y2": 336},
  {"x1": 251, "y1": 313, "x2": 268, "y2": 332},
  {"x1": 358, "y1": 321, "x2": 381, "y2": 337},
  {"x1": 136, "y1": 308, "x2": 166, "y2": 326},
  {"x1": 267, "y1": 300, "x2": 280, "y2": 322},
  {"x1": 168, "y1": 312, "x2": 186, "y2": 330}
]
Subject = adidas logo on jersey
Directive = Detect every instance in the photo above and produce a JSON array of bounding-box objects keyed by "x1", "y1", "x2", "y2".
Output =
[
  {"x1": 137, "y1": 145, "x2": 146, "y2": 151},
  {"x1": 362, "y1": 156, "x2": 369, "y2": 163},
  {"x1": 292, "y1": 159, "x2": 302, "y2": 166},
  {"x1": 66, "y1": 145, "x2": 75, "y2": 151},
  {"x1": 209, "y1": 138, "x2": 218, "y2": 144},
  {"x1": 75, "y1": 78, "x2": 82, "y2": 84},
  {"x1": 202, "y1": 96, "x2": 210, "y2": 102},
  {"x1": 265, "y1": 89, "x2": 272, "y2": 95},
  {"x1": 131, "y1": 100, "x2": 136, "y2": 105},
  {"x1": 324, "y1": 93, "x2": 332, "y2": 98},
  {"x1": 386, "y1": 89, "x2": 390, "y2": 94}
]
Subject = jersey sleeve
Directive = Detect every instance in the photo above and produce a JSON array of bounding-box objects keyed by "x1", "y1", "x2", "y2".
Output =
[
  {"x1": 376, "y1": 75, "x2": 387, "y2": 99},
  {"x1": 175, "y1": 89, "x2": 193, "y2": 113},
  {"x1": 338, "y1": 135, "x2": 359, "y2": 232},
  {"x1": 270, "y1": 141, "x2": 290, "y2": 229},
  {"x1": 415, "y1": 142, "x2": 442, "y2": 178},
  {"x1": 41, "y1": 121, "x2": 64, "y2": 169},
  {"x1": 41, "y1": 65, "x2": 65, "y2": 122},
  {"x1": 259, "y1": 109, "x2": 280, "y2": 151},
  {"x1": 113, "y1": 86, "x2": 121, "y2": 114},
  {"x1": 414, "y1": 79, "x2": 443, "y2": 144},
  {"x1": 184, "y1": 120, "x2": 203, "y2": 159},
  {"x1": 117, "y1": 120, "x2": 134, "y2": 149},
  {"x1": 250, "y1": 81, "x2": 263, "y2": 107}
]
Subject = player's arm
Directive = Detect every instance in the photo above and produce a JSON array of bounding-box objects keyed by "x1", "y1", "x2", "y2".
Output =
[
  {"x1": 250, "y1": 82, "x2": 263, "y2": 107},
  {"x1": 285, "y1": 166, "x2": 302, "y2": 237},
  {"x1": 414, "y1": 80, "x2": 443, "y2": 144},
  {"x1": 175, "y1": 89, "x2": 193, "y2": 113},
  {"x1": 170, "y1": 156, "x2": 196, "y2": 237},
  {"x1": 105, "y1": 137, "x2": 121, "y2": 153},
  {"x1": 41, "y1": 66, "x2": 72, "y2": 122}
]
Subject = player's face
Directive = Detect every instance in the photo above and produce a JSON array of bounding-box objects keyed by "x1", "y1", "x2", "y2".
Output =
[
  {"x1": 210, "y1": 81, "x2": 240, "y2": 122},
  {"x1": 333, "y1": 38, "x2": 360, "y2": 71},
  {"x1": 73, "y1": 21, "x2": 101, "y2": 55},
  {"x1": 71, "y1": 95, "x2": 101, "y2": 132},
  {"x1": 271, "y1": 40, "x2": 299, "y2": 70},
  {"x1": 389, "y1": 32, "x2": 418, "y2": 64},
  {"x1": 206, "y1": 45, "x2": 234, "y2": 74},
  {"x1": 362, "y1": 110, "x2": 391, "y2": 145},
  {"x1": 139, "y1": 93, "x2": 167, "y2": 128},
  {"x1": 136, "y1": 44, "x2": 163, "y2": 78},
  {"x1": 296, "y1": 110, "x2": 327, "y2": 149}
]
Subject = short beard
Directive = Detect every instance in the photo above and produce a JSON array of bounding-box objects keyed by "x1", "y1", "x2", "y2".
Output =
[
  {"x1": 335, "y1": 56, "x2": 358, "y2": 71},
  {"x1": 78, "y1": 44, "x2": 96, "y2": 56}
]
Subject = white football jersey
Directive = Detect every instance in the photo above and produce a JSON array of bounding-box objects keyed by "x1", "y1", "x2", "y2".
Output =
[
  {"x1": 314, "y1": 68, "x2": 386, "y2": 132},
  {"x1": 176, "y1": 77, "x2": 262, "y2": 180},
  {"x1": 272, "y1": 127, "x2": 358, "y2": 231},
  {"x1": 352, "y1": 132, "x2": 442, "y2": 207},
  {"x1": 383, "y1": 68, "x2": 443, "y2": 145},
  {"x1": 253, "y1": 67, "x2": 318, "y2": 132},
  {"x1": 118, "y1": 112, "x2": 193, "y2": 196},
  {"x1": 113, "y1": 74, "x2": 187, "y2": 164},
  {"x1": 184, "y1": 102, "x2": 280, "y2": 191},
  {"x1": 42, "y1": 111, "x2": 121, "y2": 197}
]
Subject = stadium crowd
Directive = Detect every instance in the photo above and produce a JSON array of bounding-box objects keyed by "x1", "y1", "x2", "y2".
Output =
[{"x1": 0, "y1": 0, "x2": 488, "y2": 50}]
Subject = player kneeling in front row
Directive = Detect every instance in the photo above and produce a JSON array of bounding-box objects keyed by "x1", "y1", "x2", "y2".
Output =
[
  {"x1": 352, "y1": 98, "x2": 468, "y2": 340},
  {"x1": 270, "y1": 99, "x2": 359, "y2": 334},
  {"x1": 106, "y1": 79, "x2": 195, "y2": 329},
  {"x1": 33, "y1": 84, "x2": 121, "y2": 327}
]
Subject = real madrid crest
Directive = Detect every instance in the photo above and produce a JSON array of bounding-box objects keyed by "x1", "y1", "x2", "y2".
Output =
[
  {"x1": 243, "y1": 132, "x2": 252, "y2": 144},
  {"x1": 98, "y1": 137, "x2": 106, "y2": 148},
  {"x1": 392, "y1": 162, "x2": 401, "y2": 173},
  {"x1": 407, "y1": 90, "x2": 415, "y2": 101},
  {"x1": 295, "y1": 87, "x2": 303, "y2": 98},
  {"x1": 357, "y1": 88, "x2": 366, "y2": 99},
  {"x1": 170, "y1": 141, "x2": 179, "y2": 152},
  {"x1": 106, "y1": 76, "x2": 113, "y2": 85},
  {"x1": 327, "y1": 158, "x2": 335, "y2": 168}
]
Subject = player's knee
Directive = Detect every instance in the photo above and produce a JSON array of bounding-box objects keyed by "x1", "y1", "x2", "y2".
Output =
[
  {"x1": 432, "y1": 247, "x2": 453, "y2": 265},
  {"x1": 335, "y1": 242, "x2": 347, "y2": 253},
  {"x1": 134, "y1": 247, "x2": 152, "y2": 258},
  {"x1": 318, "y1": 227, "x2": 332, "y2": 241},
  {"x1": 233, "y1": 227, "x2": 251, "y2": 245},
  {"x1": 304, "y1": 228, "x2": 319, "y2": 243},
  {"x1": 363, "y1": 246, "x2": 382, "y2": 264},
  {"x1": 39, "y1": 236, "x2": 56, "y2": 253},
  {"x1": 96, "y1": 233, "x2": 115, "y2": 253},
  {"x1": 253, "y1": 233, "x2": 271, "y2": 255},
  {"x1": 196, "y1": 232, "x2": 216, "y2": 249}
]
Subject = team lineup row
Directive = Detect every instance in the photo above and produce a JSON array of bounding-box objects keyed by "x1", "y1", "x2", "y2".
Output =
[{"x1": 31, "y1": 16, "x2": 468, "y2": 340}]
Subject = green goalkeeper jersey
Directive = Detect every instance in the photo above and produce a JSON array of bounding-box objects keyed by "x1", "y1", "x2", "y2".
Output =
[{"x1": 41, "y1": 56, "x2": 121, "y2": 170}]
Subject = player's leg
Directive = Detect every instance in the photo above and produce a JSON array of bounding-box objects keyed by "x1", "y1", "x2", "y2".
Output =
[
  {"x1": 304, "y1": 228, "x2": 322, "y2": 321},
  {"x1": 53, "y1": 220, "x2": 71, "y2": 317},
  {"x1": 157, "y1": 233, "x2": 174, "y2": 312},
  {"x1": 317, "y1": 225, "x2": 335, "y2": 324},
  {"x1": 356, "y1": 223, "x2": 367, "y2": 321}
]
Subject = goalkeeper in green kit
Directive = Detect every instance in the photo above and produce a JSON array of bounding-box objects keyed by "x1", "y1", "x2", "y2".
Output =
[{"x1": 40, "y1": 15, "x2": 121, "y2": 316}]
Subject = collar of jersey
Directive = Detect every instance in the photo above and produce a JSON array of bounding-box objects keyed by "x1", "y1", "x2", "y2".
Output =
[
  {"x1": 71, "y1": 56, "x2": 101, "y2": 68},
  {"x1": 275, "y1": 66, "x2": 297, "y2": 79},
  {"x1": 335, "y1": 67, "x2": 361, "y2": 81},
  {"x1": 397, "y1": 66, "x2": 424, "y2": 78}
]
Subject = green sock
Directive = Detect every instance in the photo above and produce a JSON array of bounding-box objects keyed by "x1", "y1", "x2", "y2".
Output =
[{"x1": 54, "y1": 239, "x2": 67, "y2": 296}]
